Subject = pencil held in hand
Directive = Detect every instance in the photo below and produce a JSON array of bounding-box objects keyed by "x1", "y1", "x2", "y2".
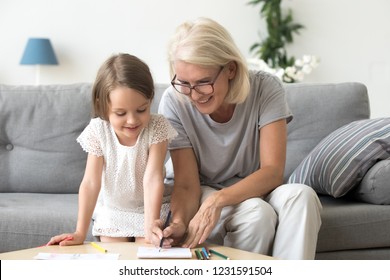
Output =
[{"x1": 159, "y1": 210, "x2": 172, "y2": 251}]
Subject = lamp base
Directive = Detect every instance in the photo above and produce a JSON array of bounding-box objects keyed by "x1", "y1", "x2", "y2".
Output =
[{"x1": 35, "y1": 65, "x2": 40, "y2": 85}]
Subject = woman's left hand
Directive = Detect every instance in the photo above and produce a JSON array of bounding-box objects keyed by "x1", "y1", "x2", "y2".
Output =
[{"x1": 182, "y1": 193, "x2": 222, "y2": 248}]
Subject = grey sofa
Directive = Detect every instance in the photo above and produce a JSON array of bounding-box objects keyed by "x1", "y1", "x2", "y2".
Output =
[{"x1": 1, "y1": 82, "x2": 389, "y2": 259}]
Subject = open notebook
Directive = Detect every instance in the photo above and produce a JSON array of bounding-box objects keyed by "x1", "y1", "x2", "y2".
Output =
[{"x1": 137, "y1": 246, "x2": 192, "y2": 259}]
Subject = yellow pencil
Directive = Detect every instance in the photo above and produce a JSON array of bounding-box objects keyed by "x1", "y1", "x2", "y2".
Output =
[{"x1": 91, "y1": 242, "x2": 107, "y2": 253}]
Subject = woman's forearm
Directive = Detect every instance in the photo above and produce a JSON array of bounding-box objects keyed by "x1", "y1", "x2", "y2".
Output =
[
  {"x1": 217, "y1": 166, "x2": 284, "y2": 208},
  {"x1": 170, "y1": 182, "x2": 201, "y2": 227}
]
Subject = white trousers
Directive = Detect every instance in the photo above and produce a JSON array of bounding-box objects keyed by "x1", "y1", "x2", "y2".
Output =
[{"x1": 202, "y1": 183, "x2": 322, "y2": 260}]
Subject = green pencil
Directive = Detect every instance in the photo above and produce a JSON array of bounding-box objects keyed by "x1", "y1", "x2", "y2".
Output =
[
  {"x1": 195, "y1": 249, "x2": 203, "y2": 260},
  {"x1": 209, "y1": 249, "x2": 230, "y2": 260}
]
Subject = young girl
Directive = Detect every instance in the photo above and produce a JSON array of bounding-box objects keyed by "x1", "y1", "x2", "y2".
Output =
[{"x1": 48, "y1": 53, "x2": 177, "y2": 245}]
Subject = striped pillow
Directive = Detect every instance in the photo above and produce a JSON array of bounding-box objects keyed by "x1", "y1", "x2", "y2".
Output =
[{"x1": 288, "y1": 118, "x2": 390, "y2": 198}]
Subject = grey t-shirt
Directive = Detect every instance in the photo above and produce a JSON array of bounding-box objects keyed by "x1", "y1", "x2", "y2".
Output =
[{"x1": 159, "y1": 70, "x2": 293, "y2": 188}]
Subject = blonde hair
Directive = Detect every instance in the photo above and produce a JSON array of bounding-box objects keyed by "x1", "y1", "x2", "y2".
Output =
[
  {"x1": 168, "y1": 17, "x2": 250, "y2": 104},
  {"x1": 92, "y1": 53, "x2": 154, "y2": 120}
]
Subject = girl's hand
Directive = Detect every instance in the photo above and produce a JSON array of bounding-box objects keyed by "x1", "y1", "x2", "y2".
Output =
[
  {"x1": 182, "y1": 193, "x2": 222, "y2": 248},
  {"x1": 149, "y1": 218, "x2": 165, "y2": 247},
  {"x1": 145, "y1": 220, "x2": 159, "y2": 245},
  {"x1": 46, "y1": 233, "x2": 84, "y2": 246},
  {"x1": 150, "y1": 219, "x2": 187, "y2": 248}
]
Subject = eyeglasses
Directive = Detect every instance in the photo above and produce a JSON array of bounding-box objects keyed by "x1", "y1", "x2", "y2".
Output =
[{"x1": 171, "y1": 66, "x2": 224, "y2": 96}]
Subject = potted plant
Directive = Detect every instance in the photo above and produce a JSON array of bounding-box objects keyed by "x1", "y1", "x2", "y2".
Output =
[{"x1": 248, "y1": 0, "x2": 318, "y2": 82}]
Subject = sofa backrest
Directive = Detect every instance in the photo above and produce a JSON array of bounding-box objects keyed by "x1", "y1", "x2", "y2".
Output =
[
  {"x1": 283, "y1": 82, "x2": 370, "y2": 182},
  {"x1": 0, "y1": 83, "x2": 169, "y2": 194},
  {"x1": 0, "y1": 82, "x2": 370, "y2": 192},
  {"x1": 0, "y1": 84, "x2": 92, "y2": 193}
]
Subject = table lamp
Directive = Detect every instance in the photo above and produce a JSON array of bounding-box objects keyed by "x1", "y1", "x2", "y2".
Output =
[{"x1": 20, "y1": 38, "x2": 59, "y2": 85}]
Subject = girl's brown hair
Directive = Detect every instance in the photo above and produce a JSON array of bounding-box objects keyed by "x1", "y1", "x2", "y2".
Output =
[{"x1": 92, "y1": 53, "x2": 154, "y2": 120}]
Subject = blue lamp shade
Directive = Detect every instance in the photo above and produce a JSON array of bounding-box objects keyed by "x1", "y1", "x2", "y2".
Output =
[{"x1": 20, "y1": 38, "x2": 58, "y2": 65}]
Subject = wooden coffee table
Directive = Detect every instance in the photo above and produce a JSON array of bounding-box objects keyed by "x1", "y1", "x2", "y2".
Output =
[{"x1": 0, "y1": 242, "x2": 274, "y2": 260}]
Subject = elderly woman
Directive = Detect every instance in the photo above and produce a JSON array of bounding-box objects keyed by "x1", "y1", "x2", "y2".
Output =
[{"x1": 153, "y1": 17, "x2": 322, "y2": 260}]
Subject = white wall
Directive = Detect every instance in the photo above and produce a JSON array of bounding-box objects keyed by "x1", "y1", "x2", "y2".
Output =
[
  {"x1": 283, "y1": 0, "x2": 390, "y2": 118},
  {"x1": 1, "y1": 0, "x2": 389, "y2": 117},
  {"x1": 0, "y1": 0, "x2": 259, "y2": 84}
]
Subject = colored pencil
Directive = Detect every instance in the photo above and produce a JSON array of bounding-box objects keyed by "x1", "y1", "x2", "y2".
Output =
[
  {"x1": 159, "y1": 210, "x2": 172, "y2": 251},
  {"x1": 195, "y1": 249, "x2": 203, "y2": 260},
  {"x1": 209, "y1": 249, "x2": 230, "y2": 260},
  {"x1": 91, "y1": 242, "x2": 107, "y2": 253},
  {"x1": 200, "y1": 249, "x2": 209, "y2": 260},
  {"x1": 201, "y1": 247, "x2": 210, "y2": 259}
]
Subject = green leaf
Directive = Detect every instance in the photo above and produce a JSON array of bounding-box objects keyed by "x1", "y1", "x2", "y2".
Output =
[{"x1": 248, "y1": 0, "x2": 304, "y2": 72}]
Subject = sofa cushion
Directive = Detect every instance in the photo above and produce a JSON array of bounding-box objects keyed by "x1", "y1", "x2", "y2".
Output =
[
  {"x1": 349, "y1": 159, "x2": 390, "y2": 205},
  {"x1": 0, "y1": 84, "x2": 92, "y2": 193},
  {"x1": 284, "y1": 82, "x2": 369, "y2": 182},
  {"x1": 0, "y1": 193, "x2": 95, "y2": 253},
  {"x1": 317, "y1": 195, "x2": 390, "y2": 254},
  {"x1": 288, "y1": 118, "x2": 390, "y2": 197}
]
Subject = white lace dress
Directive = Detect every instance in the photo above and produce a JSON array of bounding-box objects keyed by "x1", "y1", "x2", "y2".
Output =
[{"x1": 77, "y1": 114, "x2": 177, "y2": 237}]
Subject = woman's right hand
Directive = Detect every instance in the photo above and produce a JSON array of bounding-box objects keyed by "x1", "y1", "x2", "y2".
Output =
[
  {"x1": 182, "y1": 192, "x2": 222, "y2": 248},
  {"x1": 46, "y1": 233, "x2": 84, "y2": 246}
]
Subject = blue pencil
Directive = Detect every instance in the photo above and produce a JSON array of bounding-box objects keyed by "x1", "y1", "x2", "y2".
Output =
[{"x1": 201, "y1": 247, "x2": 210, "y2": 259}]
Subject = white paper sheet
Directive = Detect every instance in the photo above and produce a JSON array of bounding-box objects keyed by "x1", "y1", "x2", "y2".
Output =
[
  {"x1": 137, "y1": 247, "x2": 192, "y2": 259},
  {"x1": 34, "y1": 253, "x2": 120, "y2": 260}
]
